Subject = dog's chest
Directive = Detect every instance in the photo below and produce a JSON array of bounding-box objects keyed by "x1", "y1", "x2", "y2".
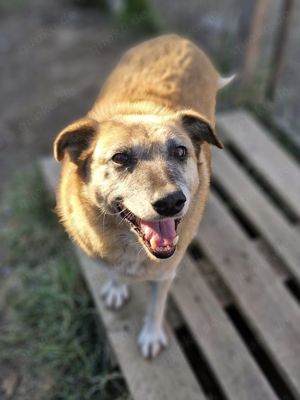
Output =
[
  {"x1": 115, "y1": 258, "x2": 175, "y2": 282},
  {"x1": 113, "y1": 235, "x2": 175, "y2": 281}
]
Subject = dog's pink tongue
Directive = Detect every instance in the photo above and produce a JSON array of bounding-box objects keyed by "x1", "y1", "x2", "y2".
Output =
[{"x1": 140, "y1": 218, "x2": 176, "y2": 250}]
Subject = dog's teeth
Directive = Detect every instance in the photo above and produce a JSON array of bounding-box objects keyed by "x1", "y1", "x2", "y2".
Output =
[
  {"x1": 172, "y1": 236, "x2": 179, "y2": 246},
  {"x1": 156, "y1": 245, "x2": 174, "y2": 252}
]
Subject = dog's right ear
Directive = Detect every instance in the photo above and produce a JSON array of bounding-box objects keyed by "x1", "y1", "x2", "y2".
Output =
[
  {"x1": 181, "y1": 114, "x2": 223, "y2": 150},
  {"x1": 54, "y1": 118, "x2": 99, "y2": 163}
]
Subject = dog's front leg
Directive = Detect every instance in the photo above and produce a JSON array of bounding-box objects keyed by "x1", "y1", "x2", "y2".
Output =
[
  {"x1": 101, "y1": 273, "x2": 130, "y2": 310},
  {"x1": 138, "y1": 278, "x2": 173, "y2": 359}
]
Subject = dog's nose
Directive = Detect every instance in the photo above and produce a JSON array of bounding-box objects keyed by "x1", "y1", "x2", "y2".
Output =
[{"x1": 152, "y1": 191, "x2": 186, "y2": 216}]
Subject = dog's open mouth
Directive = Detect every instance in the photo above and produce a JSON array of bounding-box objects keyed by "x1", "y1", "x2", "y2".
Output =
[{"x1": 117, "y1": 205, "x2": 180, "y2": 259}]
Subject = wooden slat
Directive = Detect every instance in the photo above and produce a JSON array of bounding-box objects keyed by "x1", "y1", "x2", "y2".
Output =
[
  {"x1": 196, "y1": 193, "x2": 300, "y2": 398},
  {"x1": 172, "y1": 255, "x2": 277, "y2": 400},
  {"x1": 254, "y1": 238, "x2": 288, "y2": 280},
  {"x1": 239, "y1": 0, "x2": 271, "y2": 83},
  {"x1": 193, "y1": 258, "x2": 233, "y2": 307},
  {"x1": 212, "y1": 149, "x2": 300, "y2": 283},
  {"x1": 40, "y1": 157, "x2": 206, "y2": 400},
  {"x1": 217, "y1": 110, "x2": 300, "y2": 216}
]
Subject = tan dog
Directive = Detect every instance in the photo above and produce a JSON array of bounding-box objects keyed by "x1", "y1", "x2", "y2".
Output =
[{"x1": 54, "y1": 34, "x2": 233, "y2": 358}]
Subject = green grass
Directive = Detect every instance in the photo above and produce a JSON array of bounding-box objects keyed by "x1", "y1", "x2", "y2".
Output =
[
  {"x1": 0, "y1": 0, "x2": 25, "y2": 12},
  {"x1": 115, "y1": 0, "x2": 162, "y2": 34},
  {"x1": 0, "y1": 166, "x2": 130, "y2": 400},
  {"x1": 68, "y1": 0, "x2": 107, "y2": 10},
  {"x1": 69, "y1": 0, "x2": 161, "y2": 33}
]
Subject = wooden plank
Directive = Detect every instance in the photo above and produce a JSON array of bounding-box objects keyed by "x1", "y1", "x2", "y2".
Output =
[
  {"x1": 254, "y1": 238, "x2": 289, "y2": 280},
  {"x1": 212, "y1": 149, "x2": 300, "y2": 283},
  {"x1": 40, "y1": 157, "x2": 206, "y2": 400},
  {"x1": 196, "y1": 193, "x2": 300, "y2": 398},
  {"x1": 193, "y1": 258, "x2": 234, "y2": 307},
  {"x1": 217, "y1": 110, "x2": 300, "y2": 216},
  {"x1": 239, "y1": 0, "x2": 271, "y2": 83},
  {"x1": 172, "y1": 255, "x2": 277, "y2": 400}
]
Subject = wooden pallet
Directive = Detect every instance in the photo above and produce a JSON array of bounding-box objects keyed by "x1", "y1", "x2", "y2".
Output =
[{"x1": 40, "y1": 109, "x2": 300, "y2": 400}]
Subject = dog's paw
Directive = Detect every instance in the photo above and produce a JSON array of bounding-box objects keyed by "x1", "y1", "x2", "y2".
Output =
[
  {"x1": 138, "y1": 325, "x2": 168, "y2": 359},
  {"x1": 101, "y1": 280, "x2": 129, "y2": 310}
]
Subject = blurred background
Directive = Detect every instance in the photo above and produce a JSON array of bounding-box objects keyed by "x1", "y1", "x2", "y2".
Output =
[{"x1": 0, "y1": 0, "x2": 299, "y2": 399}]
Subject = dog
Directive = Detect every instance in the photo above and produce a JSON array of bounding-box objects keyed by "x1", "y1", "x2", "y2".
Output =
[{"x1": 53, "y1": 34, "x2": 233, "y2": 358}]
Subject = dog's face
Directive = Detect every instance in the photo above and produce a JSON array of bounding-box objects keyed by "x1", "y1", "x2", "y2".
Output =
[{"x1": 54, "y1": 114, "x2": 222, "y2": 260}]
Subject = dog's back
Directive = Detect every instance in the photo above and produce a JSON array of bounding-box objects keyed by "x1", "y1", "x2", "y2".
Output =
[{"x1": 91, "y1": 34, "x2": 219, "y2": 131}]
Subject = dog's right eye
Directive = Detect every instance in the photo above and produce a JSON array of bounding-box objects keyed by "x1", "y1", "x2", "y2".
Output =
[{"x1": 112, "y1": 153, "x2": 130, "y2": 166}]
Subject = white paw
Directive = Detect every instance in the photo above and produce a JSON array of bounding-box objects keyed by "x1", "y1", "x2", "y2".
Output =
[
  {"x1": 138, "y1": 324, "x2": 168, "y2": 359},
  {"x1": 101, "y1": 280, "x2": 129, "y2": 310}
]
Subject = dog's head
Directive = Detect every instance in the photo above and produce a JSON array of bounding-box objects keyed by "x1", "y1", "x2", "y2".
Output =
[{"x1": 54, "y1": 113, "x2": 222, "y2": 260}]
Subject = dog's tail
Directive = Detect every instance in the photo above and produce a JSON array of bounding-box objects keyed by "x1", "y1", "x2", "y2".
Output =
[{"x1": 218, "y1": 74, "x2": 236, "y2": 90}]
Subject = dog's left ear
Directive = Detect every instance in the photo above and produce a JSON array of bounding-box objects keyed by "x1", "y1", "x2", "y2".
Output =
[
  {"x1": 182, "y1": 114, "x2": 223, "y2": 150},
  {"x1": 54, "y1": 117, "x2": 99, "y2": 163}
]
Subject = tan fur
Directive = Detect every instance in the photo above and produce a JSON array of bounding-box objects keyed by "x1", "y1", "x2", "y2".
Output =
[
  {"x1": 55, "y1": 34, "x2": 221, "y2": 282},
  {"x1": 91, "y1": 34, "x2": 219, "y2": 131}
]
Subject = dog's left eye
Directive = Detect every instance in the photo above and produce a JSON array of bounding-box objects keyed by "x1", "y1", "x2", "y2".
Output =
[
  {"x1": 112, "y1": 152, "x2": 130, "y2": 165},
  {"x1": 174, "y1": 146, "x2": 188, "y2": 160}
]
